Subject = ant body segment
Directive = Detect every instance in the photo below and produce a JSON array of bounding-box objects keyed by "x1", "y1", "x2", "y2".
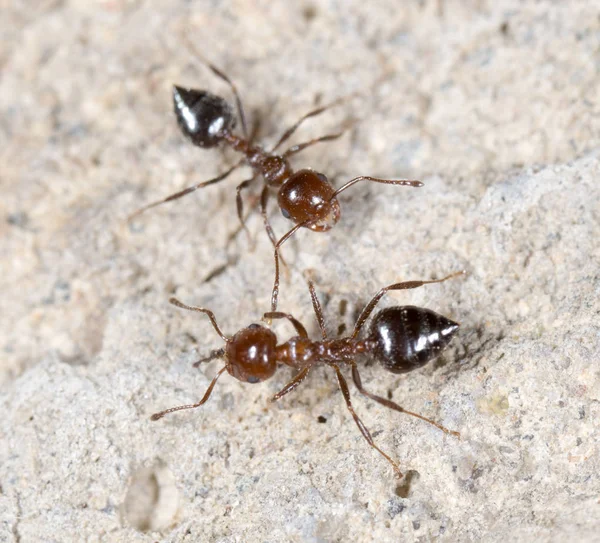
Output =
[
  {"x1": 128, "y1": 60, "x2": 422, "y2": 312},
  {"x1": 151, "y1": 271, "x2": 464, "y2": 478}
]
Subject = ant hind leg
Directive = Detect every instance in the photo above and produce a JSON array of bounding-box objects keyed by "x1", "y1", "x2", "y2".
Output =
[
  {"x1": 351, "y1": 365, "x2": 460, "y2": 437},
  {"x1": 182, "y1": 36, "x2": 249, "y2": 139},
  {"x1": 127, "y1": 161, "x2": 242, "y2": 222}
]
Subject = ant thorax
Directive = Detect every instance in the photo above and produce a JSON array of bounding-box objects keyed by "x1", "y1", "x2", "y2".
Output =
[{"x1": 255, "y1": 155, "x2": 293, "y2": 187}]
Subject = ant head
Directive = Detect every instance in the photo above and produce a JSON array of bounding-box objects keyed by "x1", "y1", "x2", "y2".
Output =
[
  {"x1": 277, "y1": 169, "x2": 341, "y2": 232},
  {"x1": 173, "y1": 86, "x2": 236, "y2": 148},
  {"x1": 225, "y1": 324, "x2": 278, "y2": 383},
  {"x1": 368, "y1": 306, "x2": 459, "y2": 374}
]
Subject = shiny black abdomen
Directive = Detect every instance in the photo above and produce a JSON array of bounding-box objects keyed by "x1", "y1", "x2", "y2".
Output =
[
  {"x1": 173, "y1": 86, "x2": 236, "y2": 148},
  {"x1": 368, "y1": 306, "x2": 459, "y2": 374}
]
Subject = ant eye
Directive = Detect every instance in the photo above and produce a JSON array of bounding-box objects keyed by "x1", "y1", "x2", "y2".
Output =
[
  {"x1": 248, "y1": 323, "x2": 261, "y2": 329},
  {"x1": 317, "y1": 173, "x2": 328, "y2": 183},
  {"x1": 281, "y1": 208, "x2": 291, "y2": 219}
]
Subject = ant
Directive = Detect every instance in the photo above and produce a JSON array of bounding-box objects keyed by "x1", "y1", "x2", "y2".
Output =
[
  {"x1": 150, "y1": 270, "x2": 464, "y2": 478},
  {"x1": 128, "y1": 58, "x2": 423, "y2": 312}
]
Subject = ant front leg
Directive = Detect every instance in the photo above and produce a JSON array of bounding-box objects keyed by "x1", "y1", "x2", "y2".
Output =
[
  {"x1": 332, "y1": 363, "x2": 403, "y2": 478},
  {"x1": 351, "y1": 271, "x2": 465, "y2": 339},
  {"x1": 150, "y1": 366, "x2": 227, "y2": 420},
  {"x1": 270, "y1": 366, "x2": 312, "y2": 403},
  {"x1": 270, "y1": 221, "x2": 308, "y2": 312},
  {"x1": 192, "y1": 348, "x2": 225, "y2": 368},
  {"x1": 226, "y1": 188, "x2": 262, "y2": 248},
  {"x1": 235, "y1": 174, "x2": 259, "y2": 242},
  {"x1": 262, "y1": 312, "x2": 311, "y2": 402},
  {"x1": 262, "y1": 311, "x2": 308, "y2": 338},
  {"x1": 351, "y1": 364, "x2": 460, "y2": 437}
]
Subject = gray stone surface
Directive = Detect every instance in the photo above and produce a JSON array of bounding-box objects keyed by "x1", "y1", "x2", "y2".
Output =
[{"x1": 1, "y1": 1, "x2": 599, "y2": 542}]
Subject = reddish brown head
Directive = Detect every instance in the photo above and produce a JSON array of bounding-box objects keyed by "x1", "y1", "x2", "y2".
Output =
[
  {"x1": 225, "y1": 324, "x2": 278, "y2": 383},
  {"x1": 277, "y1": 169, "x2": 341, "y2": 231}
]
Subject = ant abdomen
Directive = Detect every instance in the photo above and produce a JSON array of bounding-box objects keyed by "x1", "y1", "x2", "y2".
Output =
[
  {"x1": 225, "y1": 324, "x2": 277, "y2": 383},
  {"x1": 368, "y1": 306, "x2": 459, "y2": 374},
  {"x1": 173, "y1": 85, "x2": 236, "y2": 148}
]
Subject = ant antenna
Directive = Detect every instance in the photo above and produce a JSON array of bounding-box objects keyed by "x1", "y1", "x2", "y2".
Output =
[
  {"x1": 331, "y1": 176, "x2": 423, "y2": 200},
  {"x1": 169, "y1": 297, "x2": 231, "y2": 342}
]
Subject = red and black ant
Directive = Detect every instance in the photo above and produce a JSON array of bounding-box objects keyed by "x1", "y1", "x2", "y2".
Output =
[
  {"x1": 150, "y1": 271, "x2": 464, "y2": 478},
  {"x1": 128, "y1": 60, "x2": 422, "y2": 312}
]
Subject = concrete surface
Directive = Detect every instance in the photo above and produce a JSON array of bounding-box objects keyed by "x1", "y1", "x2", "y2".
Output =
[{"x1": 1, "y1": 1, "x2": 599, "y2": 542}]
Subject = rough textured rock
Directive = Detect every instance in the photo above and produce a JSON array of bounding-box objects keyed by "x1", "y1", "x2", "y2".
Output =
[{"x1": 1, "y1": 1, "x2": 599, "y2": 542}]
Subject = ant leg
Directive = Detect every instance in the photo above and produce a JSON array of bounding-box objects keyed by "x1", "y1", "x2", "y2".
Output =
[
  {"x1": 269, "y1": 366, "x2": 312, "y2": 402},
  {"x1": 260, "y1": 186, "x2": 288, "y2": 271},
  {"x1": 150, "y1": 366, "x2": 227, "y2": 420},
  {"x1": 331, "y1": 175, "x2": 423, "y2": 203},
  {"x1": 226, "y1": 189, "x2": 262, "y2": 247},
  {"x1": 192, "y1": 348, "x2": 225, "y2": 368},
  {"x1": 283, "y1": 132, "x2": 344, "y2": 158},
  {"x1": 306, "y1": 281, "x2": 327, "y2": 340},
  {"x1": 262, "y1": 312, "x2": 308, "y2": 338},
  {"x1": 248, "y1": 112, "x2": 262, "y2": 145},
  {"x1": 351, "y1": 364, "x2": 460, "y2": 437},
  {"x1": 169, "y1": 297, "x2": 231, "y2": 342},
  {"x1": 235, "y1": 174, "x2": 259, "y2": 241},
  {"x1": 271, "y1": 221, "x2": 309, "y2": 312},
  {"x1": 182, "y1": 37, "x2": 248, "y2": 139},
  {"x1": 260, "y1": 186, "x2": 279, "y2": 248},
  {"x1": 351, "y1": 271, "x2": 465, "y2": 339},
  {"x1": 271, "y1": 93, "x2": 360, "y2": 152},
  {"x1": 127, "y1": 160, "x2": 242, "y2": 221},
  {"x1": 332, "y1": 364, "x2": 403, "y2": 478}
]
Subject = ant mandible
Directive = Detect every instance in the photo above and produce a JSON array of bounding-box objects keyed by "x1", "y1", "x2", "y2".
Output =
[
  {"x1": 128, "y1": 58, "x2": 422, "y2": 312},
  {"x1": 151, "y1": 270, "x2": 464, "y2": 478}
]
